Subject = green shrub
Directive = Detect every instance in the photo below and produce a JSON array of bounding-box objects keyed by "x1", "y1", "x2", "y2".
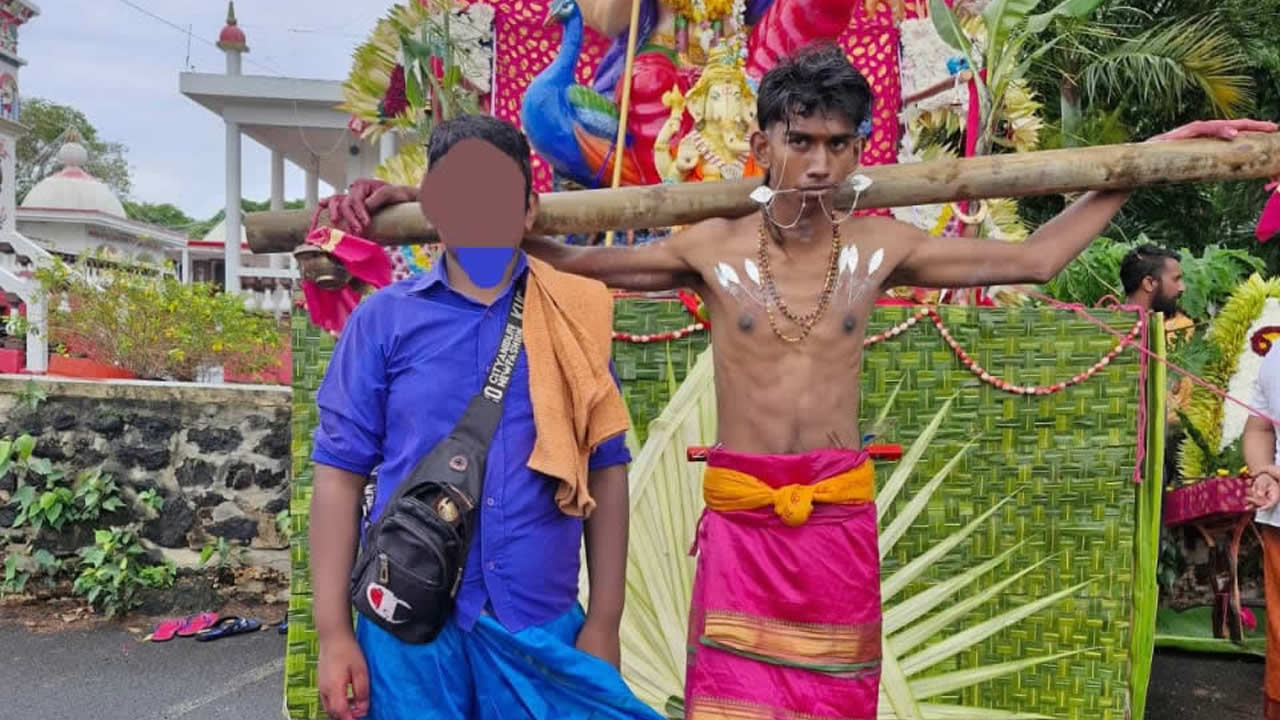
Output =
[{"x1": 34, "y1": 255, "x2": 284, "y2": 381}]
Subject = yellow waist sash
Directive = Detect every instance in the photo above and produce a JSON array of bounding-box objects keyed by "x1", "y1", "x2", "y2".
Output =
[{"x1": 703, "y1": 462, "x2": 874, "y2": 527}]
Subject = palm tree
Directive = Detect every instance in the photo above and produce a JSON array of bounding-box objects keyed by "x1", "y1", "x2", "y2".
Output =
[{"x1": 1033, "y1": 8, "x2": 1253, "y2": 147}]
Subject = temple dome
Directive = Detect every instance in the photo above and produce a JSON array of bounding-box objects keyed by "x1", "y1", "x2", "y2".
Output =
[{"x1": 20, "y1": 131, "x2": 127, "y2": 218}]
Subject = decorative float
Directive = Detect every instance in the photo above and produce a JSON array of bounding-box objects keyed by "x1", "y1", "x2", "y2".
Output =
[{"x1": 265, "y1": 0, "x2": 1276, "y2": 718}]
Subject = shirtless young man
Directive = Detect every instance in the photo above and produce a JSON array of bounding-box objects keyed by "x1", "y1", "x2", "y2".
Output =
[{"x1": 323, "y1": 43, "x2": 1273, "y2": 720}]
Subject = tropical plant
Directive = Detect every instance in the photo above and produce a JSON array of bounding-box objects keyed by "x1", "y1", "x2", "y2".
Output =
[
  {"x1": 909, "y1": 0, "x2": 1107, "y2": 307},
  {"x1": 1021, "y1": 0, "x2": 1280, "y2": 270},
  {"x1": 2, "y1": 547, "x2": 61, "y2": 598},
  {"x1": 1031, "y1": 9, "x2": 1252, "y2": 147},
  {"x1": 137, "y1": 488, "x2": 165, "y2": 517},
  {"x1": 1177, "y1": 409, "x2": 1247, "y2": 477},
  {"x1": 1178, "y1": 274, "x2": 1280, "y2": 480},
  {"x1": 5, "y1": 436, "x2": 127, "y2": 533},
  {"x1": 3, "y1": 311, "x2": 28, "y2": 338},
  {"x1": 595, "y1": 348, "x2": 1097, "y2": 718},
  {"x1": 33, "y1": 253, "x2": 284, "y2": 382},
  {"x1": 928, "y1": 0, "x2": 1108, "y2": 158},
  {"x1": 199, "y1": 535, "x2": 247, "y2": 570},
  {"x1": 873, "y1": 396, "x2": 1094, "y2": 720},
  {"x1": 73, "y1": 528, "x2": 176, "y2": 618},
  {"x1": 340, "y1": 0, "x2": 491, "y2": 182},
  {"x1": 4, "y1": 433, "x2": 75, "y2": 532}
]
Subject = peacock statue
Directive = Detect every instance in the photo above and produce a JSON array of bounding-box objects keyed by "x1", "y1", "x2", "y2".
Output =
[{"x1": 521, "y1": 0, "x2": 648, "y2": 188}]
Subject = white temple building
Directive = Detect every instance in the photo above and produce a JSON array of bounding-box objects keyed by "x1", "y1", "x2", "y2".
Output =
[
  {"x1": 17, "y1": 130, "x2": 188, "y2": 271},
  {"x1": 178, "y1": 2, "x2": 388, "y2": 295},
  {"x1": 9, "y1": 129, "x2": 290, "y2": 314},
  {"x1": 3, "y1": 1, "x2": 383, "y2": 372}
]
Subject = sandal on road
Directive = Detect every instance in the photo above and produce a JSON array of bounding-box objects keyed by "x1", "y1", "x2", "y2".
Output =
[
  {"x1": 195, "y1": 616, "x2": 262, "y2": 642},
  {"x1": 176, "y1": 612, "x2": 220, "y2": 637},
  {"x1": 147, "y1": 617, "x2": 186, "y2": 642}
]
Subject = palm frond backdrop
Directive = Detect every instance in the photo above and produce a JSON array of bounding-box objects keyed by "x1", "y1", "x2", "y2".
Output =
[
  {"x1": 586, "y1": 300, "x2": 1161, "y2": 720},
  {"x1": 284, "y1": 298, "x2": 1162, "y2": 720}
]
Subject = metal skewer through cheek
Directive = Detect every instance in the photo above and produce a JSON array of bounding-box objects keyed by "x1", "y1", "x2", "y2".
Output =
[{"x1": 758, "y1": 145, "x2": 811, "y2": 230}]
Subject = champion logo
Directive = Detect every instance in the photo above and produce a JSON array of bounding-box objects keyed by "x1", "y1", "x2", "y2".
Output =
[{"x1": 367, "y1": 582, "x2": 412, "y2": 624}]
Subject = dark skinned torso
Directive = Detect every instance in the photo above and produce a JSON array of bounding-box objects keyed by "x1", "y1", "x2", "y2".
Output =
[{"x1": 679, "y1": 211, "x2": 912, "y2": 455}]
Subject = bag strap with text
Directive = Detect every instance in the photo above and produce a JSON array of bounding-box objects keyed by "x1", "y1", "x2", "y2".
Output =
[{"x1": 382, "y1": 274, "x2": 528, "y2": 508}]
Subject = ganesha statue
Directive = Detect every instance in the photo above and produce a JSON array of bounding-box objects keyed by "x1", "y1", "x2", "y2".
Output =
[
  {"x1": 654, "y1": 44, "x2": 760, "y2": 183},
  {"x1": 515, "y1": 0, "x2": 903, "y2": 190}
]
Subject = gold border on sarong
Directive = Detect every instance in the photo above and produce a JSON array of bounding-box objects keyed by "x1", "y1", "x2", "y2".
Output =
[
  {"x1": 702, "y1": 611, "x2": 881, "y2": 668},
  {"x1": 689, "y1": 696, "x2": 874, "y2": 720}
]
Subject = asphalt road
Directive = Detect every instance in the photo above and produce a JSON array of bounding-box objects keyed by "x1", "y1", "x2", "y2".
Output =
[
  {"x1": 0, "y1": 620, "x2": 1268, "y2": 719},
  {"x1": 0, "y1": 622, "x2": 286, "y2": 720},
  {"x1": 1146, "y1": 649, "x2": 1266, "y2": 720}
]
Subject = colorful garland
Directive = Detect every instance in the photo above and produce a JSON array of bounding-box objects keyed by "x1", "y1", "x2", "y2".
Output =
[
  {"x1": 862, "y1": 308, "x2": 927, "y2": 345},
  {"x1": 613, "y1": 302, "x2": 1142, "y2": 397},
  {"x1": 926, "y1": 308, "x2": 1144, "y2": 396},
  {"x1": 613, "y1": 322, "x2": 707, "y2": 343}
]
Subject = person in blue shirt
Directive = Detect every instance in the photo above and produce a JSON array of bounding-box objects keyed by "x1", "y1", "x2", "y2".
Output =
[{"x1": 308, "y1": 115, "x2": 661, "y2": 720}]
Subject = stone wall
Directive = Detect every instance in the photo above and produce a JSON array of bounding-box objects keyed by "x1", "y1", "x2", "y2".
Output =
[{"x1": 0, "y1": 375, "x2": 291, "y2": 573}]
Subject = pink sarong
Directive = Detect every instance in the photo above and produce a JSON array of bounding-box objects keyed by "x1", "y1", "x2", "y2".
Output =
[{"x1": 686, "y1": 447, "x2": 881, "y2": 720}]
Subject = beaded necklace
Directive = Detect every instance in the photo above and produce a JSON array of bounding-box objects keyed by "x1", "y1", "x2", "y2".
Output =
[{"x1": 756, "y1": 216, "x2": 841, "y2": 343}]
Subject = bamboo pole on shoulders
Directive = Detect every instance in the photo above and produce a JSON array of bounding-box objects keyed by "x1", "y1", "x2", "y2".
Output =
[{"x1": 245, "y1": 131, "x2": 1280, "y2": 254}]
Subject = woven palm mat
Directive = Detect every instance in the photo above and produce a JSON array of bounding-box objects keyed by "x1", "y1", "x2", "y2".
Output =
[
  {"x1": 285, "y1": 302, "x2": 1146, "y2": 719},
  {"x1": 286, "y1": 311, "x2": 334, "y2": 720},
  {"x1": 865, "y1": 305, "x2": 1144, "y2": 719},
  {"x1": 612, "y1": 297, "x2": 711, "y2": 446}
]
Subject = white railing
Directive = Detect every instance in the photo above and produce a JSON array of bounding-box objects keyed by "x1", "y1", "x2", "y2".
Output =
[
  {"x1": 238, "y1": 257, "x2": 299, "y2": 318},
  {"x1": 241, "y1": 282, "x2": 295, "y2": 316},
  {"x1": 2, "y1": 237, "x2": 300, "y2": 377},
  {"x1": 0, "y1": 248, "x2": 23, "y2": 279},
  {"x1": 0, "y1": 231, "x2": 55, "y2": 372}
]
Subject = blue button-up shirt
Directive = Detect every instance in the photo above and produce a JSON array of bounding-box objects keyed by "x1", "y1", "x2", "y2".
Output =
[{"x1": 312, "y1": 252, "x2": 631, "y2": 633}]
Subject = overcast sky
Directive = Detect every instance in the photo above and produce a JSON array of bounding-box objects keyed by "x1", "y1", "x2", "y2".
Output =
[{"x1": 19, "y1": 1, "x2": 378, "y2": 221}]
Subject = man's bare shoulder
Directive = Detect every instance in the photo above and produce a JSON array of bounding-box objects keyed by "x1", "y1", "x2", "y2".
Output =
[
  {"x1": 843, "y1": 214, "x2": 927, "y2": 245},
  {"x1": 665, "y1": 215, "x2": 753, "y2": 264},
  {"x1": 673, "y1": 216, "x2": 746, "y2": 244}
]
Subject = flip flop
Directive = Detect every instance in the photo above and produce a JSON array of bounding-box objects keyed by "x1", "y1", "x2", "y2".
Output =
[
  {"x1": 148, "y1": 617, "x2": 186, "y2": 642},
  {"x1": 176, "y1": 612, "x2": 220, "y2": 638},
  {"x1": 195, "y1": 616, "x2": 262, "y2": 642},
  {"x1": 277, "y1": 620, "x2": 288, "y2": 635}
]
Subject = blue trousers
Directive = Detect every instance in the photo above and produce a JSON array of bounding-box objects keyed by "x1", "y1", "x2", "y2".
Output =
[{"x1": 355, "y1": 605, "x2": 664, "y2": 720}]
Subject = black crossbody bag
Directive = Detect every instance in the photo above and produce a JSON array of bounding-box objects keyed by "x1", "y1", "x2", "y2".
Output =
[{"x1": 349, "y1": 277, "x2": 525, "y2": 644}]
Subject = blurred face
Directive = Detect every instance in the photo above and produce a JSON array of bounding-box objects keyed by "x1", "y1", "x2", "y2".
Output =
[
  {"x1": 1151, "y1": 258, "x2": 1185, "y2": 315},
  {"x1": 418, "y1": 138, "x2": 537, "y2": 288},
  {"x1": 750, "y1": 111, "x2": 864, "y2": 213}
]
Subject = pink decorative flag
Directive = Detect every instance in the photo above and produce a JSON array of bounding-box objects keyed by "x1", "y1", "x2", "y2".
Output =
[
  {"x1": 299, "y1": 227, "x2": 393, "y2": 336},
  {"x1": 1259, "y1": 179, "x2": 1280, "y2": 243}
]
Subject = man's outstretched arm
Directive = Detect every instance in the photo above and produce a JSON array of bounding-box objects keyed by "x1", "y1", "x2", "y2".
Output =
[
  {"x1": 521, "y1": 227, "x2": 707, "y2": 291},
  {"x1": 884, "y1": 188, "x2": 1131, "y2": 288},
  {"x1": 887, "y1": 118, "x2": 1278, "y2": 290},
  {"x1": 522, "y1": 217, "x2": 728, "y2": 291}
]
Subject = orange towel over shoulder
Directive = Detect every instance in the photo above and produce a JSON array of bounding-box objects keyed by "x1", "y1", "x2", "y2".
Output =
[{"x1": 522, "y1": 255, "x2": 631, "y2": 517}]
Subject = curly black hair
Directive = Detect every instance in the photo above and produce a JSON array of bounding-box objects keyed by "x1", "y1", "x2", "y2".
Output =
[{"x1": 756, "y1": 43, "x2": 875, "y2": 134}]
